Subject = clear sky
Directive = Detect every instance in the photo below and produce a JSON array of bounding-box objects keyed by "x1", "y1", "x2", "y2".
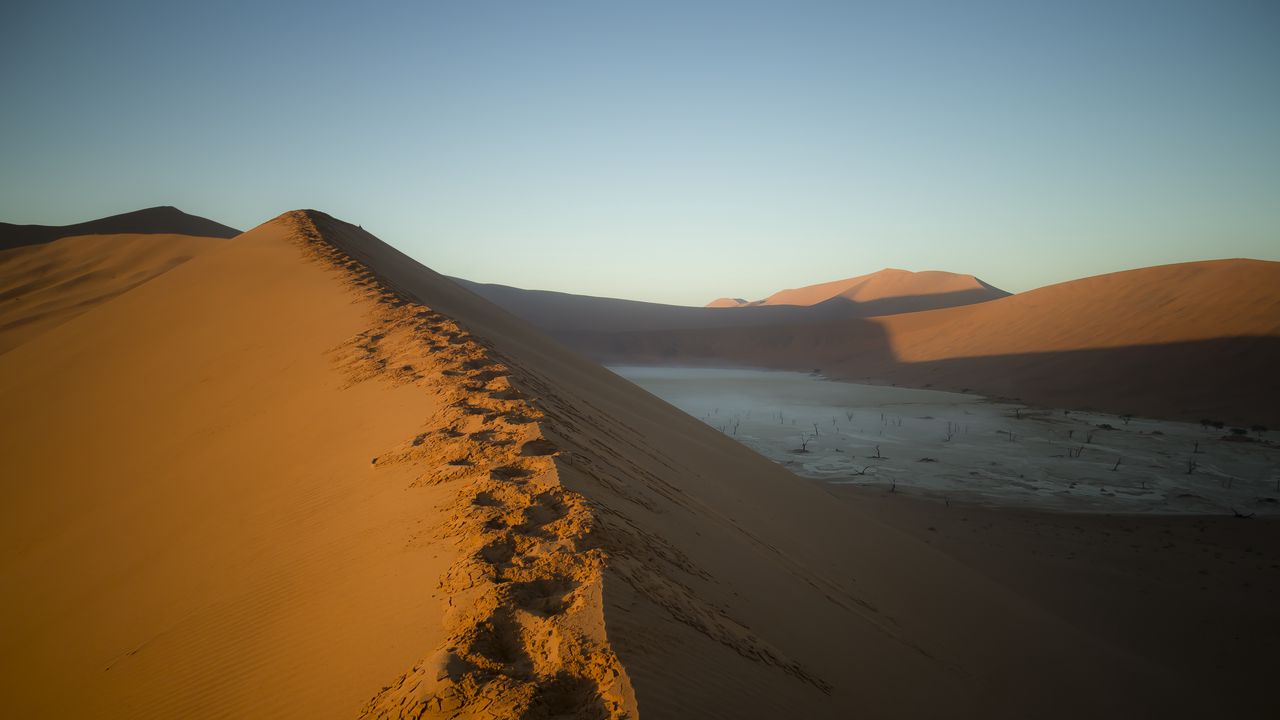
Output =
[{"x1": 3, "y1": 1, "x2": 1277, "y2": 305}]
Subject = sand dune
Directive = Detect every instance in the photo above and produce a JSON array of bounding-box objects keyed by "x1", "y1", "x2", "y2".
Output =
[
  {"x1": 560, "y1": 260, "x2": 1280, "y2": 426},
  {"x1": 878, "y1": 259, "x2": 1280, "y2": 358},
  {"x1": 705, "y1": 296, "x2": 748, "y2": 308},
  {"x1": 1, "y1": 209, "x2": 1237, "y2": 717},
  {"x1": 0, "y1": 205, "x2": 239, "y2": 250},
  {"x1": 716, "y1": 268, "x2": 1010, "y2": 309},
  {"x1": 0, "y1": 233, "x2": 223, "y2": 353}
]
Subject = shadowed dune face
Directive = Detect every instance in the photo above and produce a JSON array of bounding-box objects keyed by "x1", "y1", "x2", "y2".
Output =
[
  {"x1": 0, "y1": 233, "x2": 223, "y2": 353},
  {"x1": 2, "y1": 208, "x2": 1230, "y2": 718},
  {"x1": 0, "y1": 205, "x2": 240, "y2": 250},
  {"x1": 556, "y1": 259, "x2": 1280, "y2": 426},
  {"x1": 454, "y1": 275, "x2": 1006, "y2": 336}
]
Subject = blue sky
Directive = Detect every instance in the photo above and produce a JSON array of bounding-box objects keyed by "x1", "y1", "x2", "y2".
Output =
[{"x1": 3, "y1": 1, "x2": 1277, "y2": 305}]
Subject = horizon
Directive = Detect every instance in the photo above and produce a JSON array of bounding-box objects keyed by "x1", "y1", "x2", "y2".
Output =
[
  {"x1": 8, "y1": 202, "x2": 1274, "y2": 307},
  {"x1": 4, "y1": 1, "x2": 1278, "y2": 305}
]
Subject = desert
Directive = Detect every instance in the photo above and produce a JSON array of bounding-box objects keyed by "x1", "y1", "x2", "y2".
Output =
[{"x1": 4, "y1": 3, "x2": 1279, "y2": 718}]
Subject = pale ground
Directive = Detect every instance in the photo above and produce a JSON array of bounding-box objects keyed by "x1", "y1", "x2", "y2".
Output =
[{"x1": 611, "y1": 366, "x2": 1280, "y2": 515}]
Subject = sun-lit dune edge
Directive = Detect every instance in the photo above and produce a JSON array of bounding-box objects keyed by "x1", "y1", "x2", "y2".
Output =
[{"x1": 1, "y1": 210, "x2": 1244, "y2": 718}]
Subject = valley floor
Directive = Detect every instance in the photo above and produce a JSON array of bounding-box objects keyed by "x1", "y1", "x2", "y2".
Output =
[{"x1": 612, "y1": 366, "x2": 1280, "y2": 515}]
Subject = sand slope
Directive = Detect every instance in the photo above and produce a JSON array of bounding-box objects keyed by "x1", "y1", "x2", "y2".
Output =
[
  {"x1": 0, "y1": 233, "x2": 223, "y2": 353},
  {"x1": 564, "y1": 260, "x2": 1280, "y2": 425},
  {"x1": 1, "y1": 211, "x2": 1238, "y2": 718},
  {"x1": 0, "y1": 205, "x2": 240, "y2": 250}
]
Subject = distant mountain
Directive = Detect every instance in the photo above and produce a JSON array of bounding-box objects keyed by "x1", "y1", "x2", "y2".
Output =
[
  {"x1": 0, "y1": 206, "x2": 240, "y2": 250},
  {"x1": 706, "y1": 268, "x2": 1009, "y2": 312}
]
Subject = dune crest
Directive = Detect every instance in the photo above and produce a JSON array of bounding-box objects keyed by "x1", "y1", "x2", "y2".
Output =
[
  {"x1": 761, "y1": 268, "x2": 1005, "y2": 307},
  {"x1": 280, "y1": 212, "x2": 637, "y2": 718}
]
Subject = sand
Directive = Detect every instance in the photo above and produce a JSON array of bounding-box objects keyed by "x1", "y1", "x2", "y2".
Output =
[
  {"x1": 0, "y1": 233, "x2": 224, "y2": 353},
  {"x1": 2, "y1": 209, "x2": 1272, "y2": 718}
]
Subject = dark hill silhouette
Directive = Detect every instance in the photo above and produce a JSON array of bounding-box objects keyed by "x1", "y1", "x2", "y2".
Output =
[{"x1": 0, "y1": 206, "x2": 240, "y2": 250}]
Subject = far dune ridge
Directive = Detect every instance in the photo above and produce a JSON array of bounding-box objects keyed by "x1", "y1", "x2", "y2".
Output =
[
  {"x1": 706, "y1": 296, "x2": 748, "y2": 308},
  {"x1": 0, "y1": 205, "x2": 240, "y2": 250},
  {"x1": 706, "y1": 268, "x2": 1010, "y2": 308},
  {"x1": 0, "y1": 209, "x2": 1208, "y2": 718},
  {"x1": 455, "y1": 268, "x2": 1007, "y2": 338}
]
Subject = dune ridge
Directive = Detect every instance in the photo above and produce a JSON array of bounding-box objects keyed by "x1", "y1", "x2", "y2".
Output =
[
  {"x1": 302, "y1": 212, "x2": 847, "y2": 716},
  {"x1": 277, "y1": 212, "x2": 638, "y2": 718},
  {"x1": 747, "y1": 268, "x2": 1009, "y2": 308},
  {"x1": 700, "y1": 268, "x2": 1008, "y2": 309}
]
